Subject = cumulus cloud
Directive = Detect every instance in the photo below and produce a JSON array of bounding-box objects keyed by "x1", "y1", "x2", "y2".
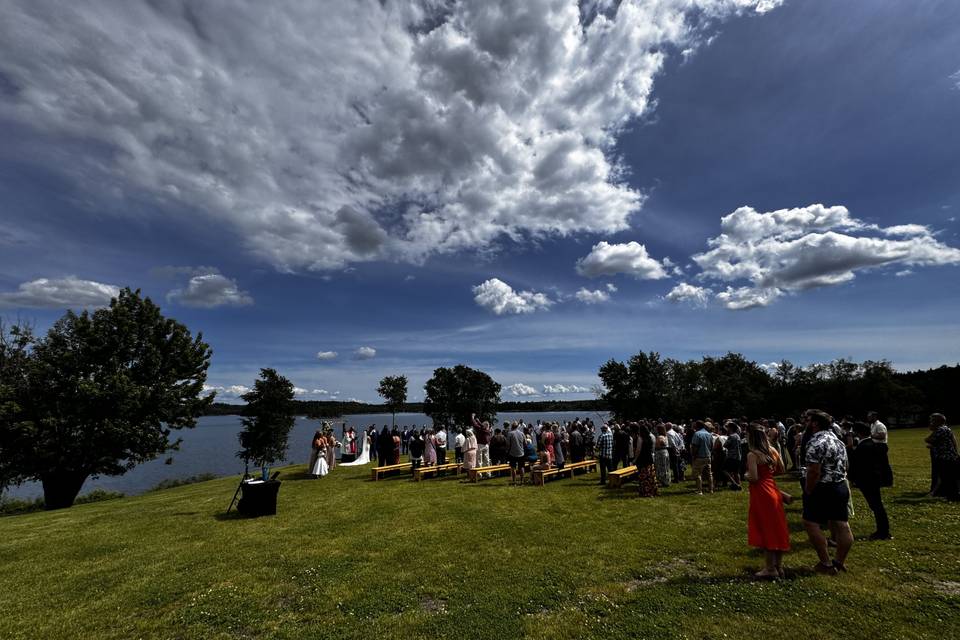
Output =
[
  {"x1": 166, "y1": 273, "x2": 253, "y2": 308},
  {"x1": 203, "y1": 384, "x2": 251, "y2": 397},
  {"x1": 542, "y1": 384, "x2": 591, "y2": 394},
  {"x1": 576, "y1": 241, "x2": 668, "y2": 279},
  {"x1": 714, "y1": 286, "x2": 782, "y2": 310},
  {"x1": 316, "y1": 351, "x2": 338, "y2": 361},
  {"x1": 575, "y1": 287, "x2": 611, "y2": 303},
  {"x1": 354, "y1": 346, "x2": 377, "y2": 360},
  {"x1": 507, "y1": 383, "x2": 539, "y2": 396},
  {"x1": 311, "y1": 388, "x2": 330, "y2": 395},
  {"x1": 0, "y1": 276, "x2": 119, "y2": 309},
  {"x1": 690, "y1": 204, "x2": 960, "y2": 309},
  {"x1": 0, "y1": 0, "x2": 781, "y2": 271},
  {"x1": 473, "y1": 278, "x2": 552, "y2": 315},
  {"x1": 292, "y1": 386, "x2": 309, "y2": 396},
  {"x1": 665, "y1": 282, "x2": 712, "y2": 307}
]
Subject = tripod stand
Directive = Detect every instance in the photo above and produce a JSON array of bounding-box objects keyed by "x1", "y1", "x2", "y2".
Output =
[{"x1": 226, "y1": 463, "x2": 251, "y2": 514}]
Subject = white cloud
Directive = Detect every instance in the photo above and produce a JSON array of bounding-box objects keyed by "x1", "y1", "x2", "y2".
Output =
[
  {"x1": 311, "y1": 388, "x2": 330, "y2": 395},
  {"x1": 316, "y1": 351, "x2": 338, "y2": 361},
  {"x1": 0, "y1": 276, "x2": 119, "y2": 309},
  {"x1": 691, "y1": 204, "x2": 960, "y2": 308},
  {"x1": 344, "y1": 397, "x2": 363, "y2": 403},
  {"x1": 0, "y1": 1, "x2": 782, "y2": 271},
  {"x1": 605, "y1": 283, "x2": 617, "y2": 292},
  {"x1": 354, "y1": 346, "x2": 377, "y2": 360},
  {"x1": 714, "y1": 286, "x2": 783, "y2": 310},
  {"x1": 166, "y1": 273, "x2": 253, "y2": 308},
  {"x1": 203, "y1": 384, "x2": 251, "y2": 397},
  {"x1": 543, "y1": 384, "x2": 591, "y2": 394},
  {"x1": 507, "y1": 383, "x2": 539, "y2": 396},
  {"x1": 574, "y1": 287, "x2": 611, "y2": 304},
  {"x1": 665, "y1": 282, "x2": 712, "y2": 307},
  {"x1": 575, "y1": 241, "x2": 668, "y2": 279},
  {"x1": 292, "y1": 386, "x2": 309, "y2": 396},
  {"x1": 473, "y1": 278, "x2": 552, "y2": 315}
]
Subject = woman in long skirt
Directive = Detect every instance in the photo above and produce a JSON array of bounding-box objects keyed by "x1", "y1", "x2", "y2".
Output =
[
  {"x1": 635, "y1": 424, "x2": 659, "y2": 497},
  {"x1": 424, "y1": 429, "x2": 437, "y2": 466},
  {"x1": 392, "y1": 429, "x2": 401, "y2": 465},
  {"x1": 654, "y1": 425, "x2": 672, "y2": 487},
  {"x1": 325, "y1": 432, "x2": 336, "y2": 471},
  {"x1": 463, "y1": 428, "x2": 478, "y2": 470},
  {"x1": 746, "y1": 426, "x2": 790, "y2": 579}
]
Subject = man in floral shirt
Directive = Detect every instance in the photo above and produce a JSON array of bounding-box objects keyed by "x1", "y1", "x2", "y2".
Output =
[{"x1": 802, "y1": 409, "x2": 854, "y2": 575}]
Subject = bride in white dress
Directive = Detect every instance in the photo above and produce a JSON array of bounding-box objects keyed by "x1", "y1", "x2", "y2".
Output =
[
  {"x1": 307, "y1": 430, "x2": 330, "y2": 478},
  {"x1": 341, "y1": 429, "x2": 370, "y2": 466}
]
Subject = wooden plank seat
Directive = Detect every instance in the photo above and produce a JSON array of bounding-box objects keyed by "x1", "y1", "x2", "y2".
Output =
[
  {"x1": 532, "y1": 459, "x2": 597, "y2": 486},
  {"x1": 413, "y1": 462, "x2": 462, "y2": 482},
  {"x1": 607, "y1": 465, "x2": 638, "y2": 488},
  {"x1": 370, "y1": 462, "x2": 412, "y2": 481},
  {"x1": 466, "y1": 463, "x2": 511, "y2": 482}
]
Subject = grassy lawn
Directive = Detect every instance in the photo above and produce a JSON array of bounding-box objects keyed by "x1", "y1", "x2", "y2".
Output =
[{"x1": 1, "y1": 429, "x2": 958, "y2": 639}]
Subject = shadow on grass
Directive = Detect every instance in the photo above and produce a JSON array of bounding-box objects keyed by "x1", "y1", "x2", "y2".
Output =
[
  {"x1": 891, "y1": 490, "x2": 941, "y2": 505},
  {"x1": 213, "y1": 511, "x2": 247, "y2": 522}
]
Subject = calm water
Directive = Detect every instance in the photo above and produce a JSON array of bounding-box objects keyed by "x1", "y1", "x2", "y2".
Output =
[{"x1": 4, "y1": 411, "x2": 607, "y2": 500}]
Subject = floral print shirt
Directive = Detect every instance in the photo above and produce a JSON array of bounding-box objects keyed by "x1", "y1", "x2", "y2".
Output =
[{"x1": 804, "y1": 429, "x2": 848, "y2": 484}]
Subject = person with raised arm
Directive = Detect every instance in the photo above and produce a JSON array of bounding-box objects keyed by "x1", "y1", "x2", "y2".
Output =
[{"x1": 471, "y1": 413, "x2": 493, "y2": 475}]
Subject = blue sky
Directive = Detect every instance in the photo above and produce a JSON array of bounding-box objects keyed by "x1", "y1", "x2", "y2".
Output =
[{"x1": 1, "y1": 0, "x2": 959, "y2": 403}]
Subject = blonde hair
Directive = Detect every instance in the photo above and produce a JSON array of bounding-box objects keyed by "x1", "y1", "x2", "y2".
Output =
[{"x1": 747, "y1": 425, "x2": 774, "y2": 466}]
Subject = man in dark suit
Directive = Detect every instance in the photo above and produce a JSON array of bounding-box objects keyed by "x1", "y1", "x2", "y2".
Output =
[{"x1": 849, "y1": 422, "x2": 893, "y2": 540}]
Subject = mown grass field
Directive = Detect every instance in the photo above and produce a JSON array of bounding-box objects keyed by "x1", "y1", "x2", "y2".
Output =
[{"x1": 1, "y1": 429, "x2": 958, "y2": 640}]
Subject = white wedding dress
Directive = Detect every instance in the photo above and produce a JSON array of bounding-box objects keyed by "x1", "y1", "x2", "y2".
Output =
[{"x1": 340, "y1": 433, "x2": 370, "y2": 466}]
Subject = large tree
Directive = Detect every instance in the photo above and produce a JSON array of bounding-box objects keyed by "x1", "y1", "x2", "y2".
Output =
[
  {"x1": 0, "y1": 289, "x2": 213, "y2": 509},
  {"x1": 377, "y1": 375, "x2": 407, "y2": 427},
  {"x1": 237, "y1": 368, "x2": 296, "y2": 473},
  {"x1": 423, "y1": 364, "x2": 500, "y2": 427}
]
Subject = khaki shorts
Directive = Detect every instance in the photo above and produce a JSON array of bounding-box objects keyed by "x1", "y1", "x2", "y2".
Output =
[{"x1": 691, "y1": 457, "x2": 712, "y2": 478}]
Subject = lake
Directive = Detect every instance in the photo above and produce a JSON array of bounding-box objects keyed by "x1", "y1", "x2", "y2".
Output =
[{"x1": 4, "y1": 411, "x2": 608, "y2": 500}]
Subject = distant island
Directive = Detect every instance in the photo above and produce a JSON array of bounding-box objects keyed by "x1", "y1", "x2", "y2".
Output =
[{"x1": 204, "y1": 398, "x2": 608, "y2": 418}]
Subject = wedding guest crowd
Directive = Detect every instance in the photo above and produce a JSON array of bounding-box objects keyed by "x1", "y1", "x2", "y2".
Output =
[{"x1": 309, "y1": 409, "x2": 956, "y2": 579}]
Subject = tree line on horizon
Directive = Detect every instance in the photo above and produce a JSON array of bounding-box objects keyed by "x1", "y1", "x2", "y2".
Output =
[{"x1": 598, "y1": 351, "x2": 959, "y2": 426}]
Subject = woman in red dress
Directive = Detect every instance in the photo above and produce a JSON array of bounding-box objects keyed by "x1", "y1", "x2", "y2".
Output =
[{"x1": 746, "y1": 424, "x2": 791, "y2": 579}]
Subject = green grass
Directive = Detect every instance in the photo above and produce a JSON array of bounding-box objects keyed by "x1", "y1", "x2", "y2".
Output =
[{"x1": 1, "y1": 429, "x2": 958, "y2": 639}]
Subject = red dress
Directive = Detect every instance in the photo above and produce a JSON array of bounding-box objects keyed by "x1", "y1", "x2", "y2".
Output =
[{"x1": 748, "y1": 455, "x2": 790, "y2": 551}]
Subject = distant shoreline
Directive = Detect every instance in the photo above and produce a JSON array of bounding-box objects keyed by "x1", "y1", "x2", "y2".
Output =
[{"x1": 204, "y1": 399, "x2": 609, "y2": 418}]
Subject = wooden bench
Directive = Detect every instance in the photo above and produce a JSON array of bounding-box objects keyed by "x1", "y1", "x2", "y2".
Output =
[
  {"x1": 608, "y1": 465, "x2": 637, "y2": 488},
  {"x1": 532, "y1": 459, "x2": 597, "y2": 486},
  {"x1": 413, "y1": 462, "x2": 461, "y2": 482},
  {"x1": 466, "y1": 464, "x2": 511, "y2": 482},
  {"x1": 370, "y1": 462, "x2": 412, "y2": 481}
]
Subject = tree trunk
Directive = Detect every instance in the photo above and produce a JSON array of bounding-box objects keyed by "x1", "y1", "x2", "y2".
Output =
[{"x1": 41, "y1": 470, "x2": 88, "y2": 510}]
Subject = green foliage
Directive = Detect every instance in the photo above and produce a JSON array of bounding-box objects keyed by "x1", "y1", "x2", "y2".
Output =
[
  {"x1": 377, "y1": 374, "x2": 408, "y2": 426},
  {"x1": 0, "y1": 289, "x2": 213, "y2": 508},
  {"x1": 237, "y1": 368, "x2": 296, "y2": 467},
  {"x1": 599, "y1": 351, "x2": 943, "y2": 423},
  {"x1": 423, "y1": 364, "x2": 501, "y2": 426}
]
